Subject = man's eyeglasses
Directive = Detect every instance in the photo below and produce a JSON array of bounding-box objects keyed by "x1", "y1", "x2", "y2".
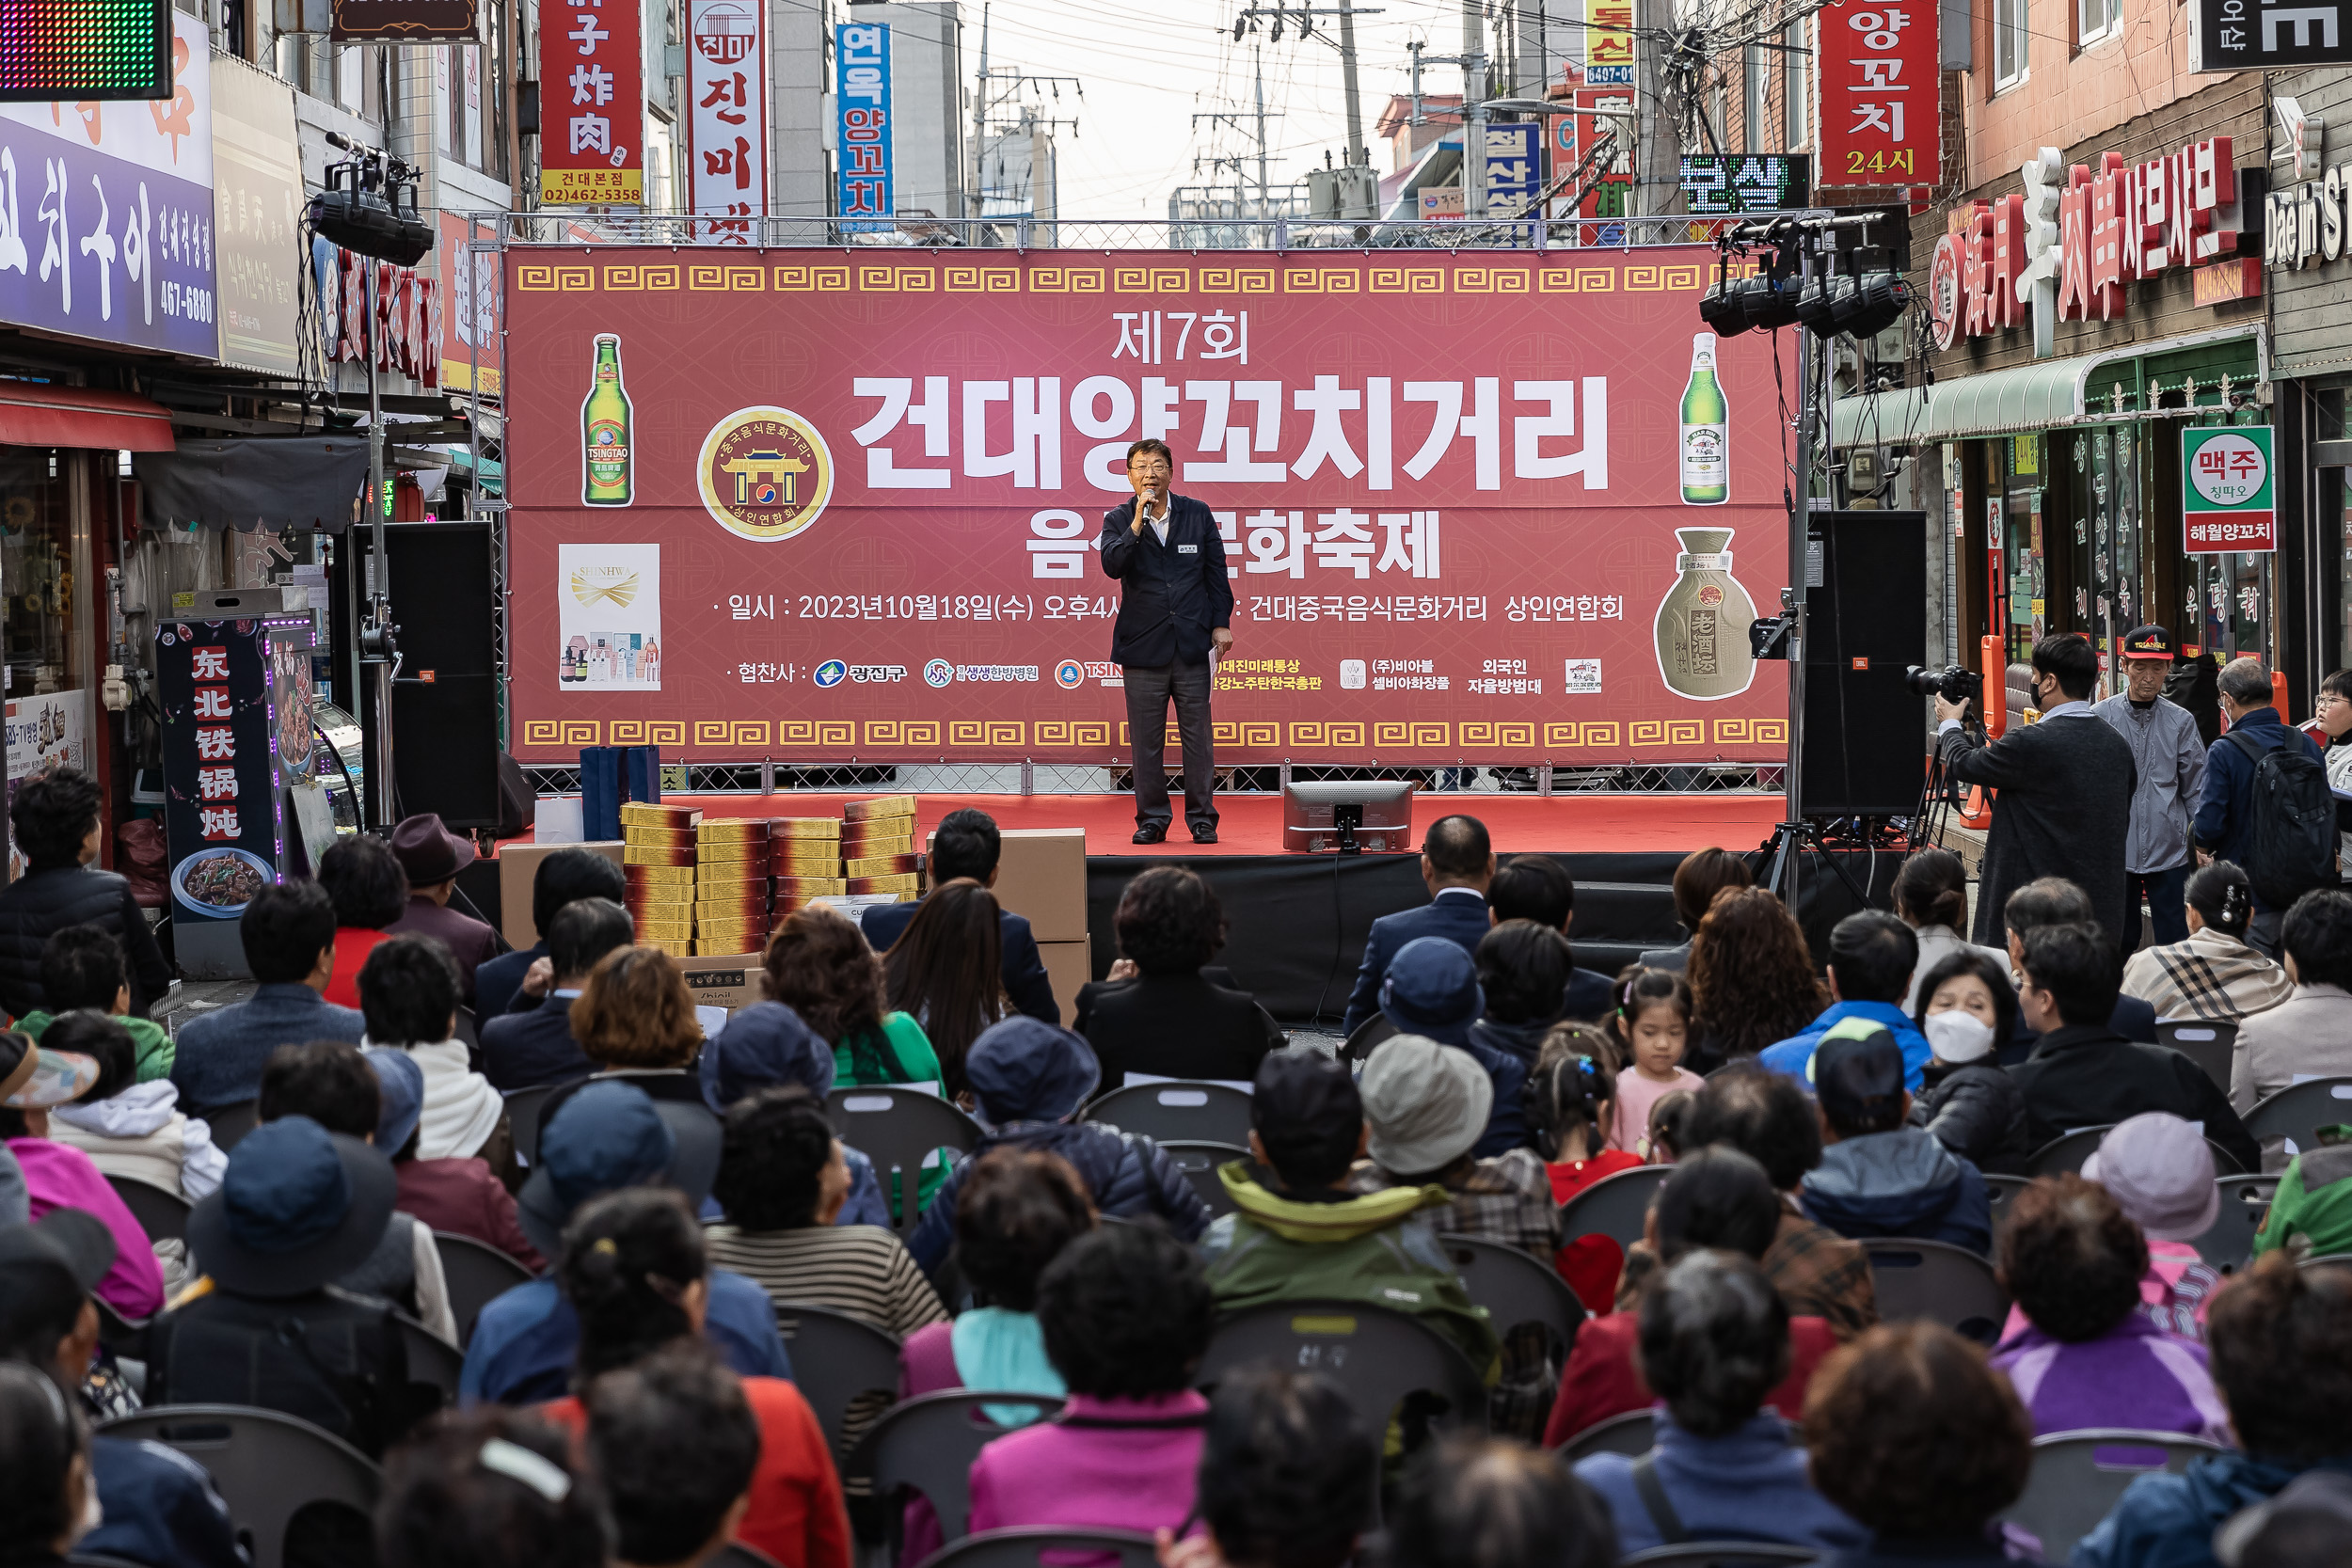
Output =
[{"x1": 1128, "y1": 462, "x2": 1172, "y2": 476}]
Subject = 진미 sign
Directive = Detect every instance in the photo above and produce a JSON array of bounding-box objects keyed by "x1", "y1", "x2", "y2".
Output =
[{"x1": 2182, "y1": 425, "x2": 2276, "y2": 554}]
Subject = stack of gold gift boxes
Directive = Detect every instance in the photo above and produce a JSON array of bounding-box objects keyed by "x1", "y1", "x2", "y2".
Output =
[{"x1": 625, "y1": 795, "x2": 929, "y2": 957}]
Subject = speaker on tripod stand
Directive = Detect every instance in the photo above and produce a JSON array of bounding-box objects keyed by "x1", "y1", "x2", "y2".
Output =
[{"x1": 1803, "y1": 510, "x2": 1931, "y2": 818}]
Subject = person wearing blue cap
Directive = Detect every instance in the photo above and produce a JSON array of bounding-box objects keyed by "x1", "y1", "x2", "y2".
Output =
[
  {"x1": 700, "y1": 996, "x2": 888, "y2": 1228},
  {"x1": 1380, "y1": 937, "x2": 1530, "y2": 1158},
  {"x1": 458, "y1": 1081, "x2": 790, "y2": 1406},
  {"x1": 903, "y1": 1016, "x2": 1211, "y2": 1275}
]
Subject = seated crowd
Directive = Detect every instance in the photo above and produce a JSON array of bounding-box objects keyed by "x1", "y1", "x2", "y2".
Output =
[{"x1": 5, "y1": 784, "x2": 2352, "y2": 1568}]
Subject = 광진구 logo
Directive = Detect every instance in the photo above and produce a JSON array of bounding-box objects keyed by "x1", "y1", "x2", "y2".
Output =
[
  {"x1": 924, "y1": 658, "x2": 954, "y2": 688},
  {"x1": 814, "y1": 659, "x2": 848, "y2": 689},
  {"x1": 696, "y1": 405, "x2": 834, "y2": 543}
]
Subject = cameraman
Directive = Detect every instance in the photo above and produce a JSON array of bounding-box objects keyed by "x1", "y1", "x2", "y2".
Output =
[
  {"x1": 1932, "y1": 633, "x2": 2137, "y2": 949},
  {"x1": 2092, "y1": 626, "x2": 2205, "y2": 953}
]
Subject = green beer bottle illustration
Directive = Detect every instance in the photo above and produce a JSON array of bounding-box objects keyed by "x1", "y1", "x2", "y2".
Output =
[
  {"x1": 582, "y1": 334, "x2": 633, "y2": 506},
  {"x1": 1679, "y1": 331, "x2": 1729, "y2": 506}
]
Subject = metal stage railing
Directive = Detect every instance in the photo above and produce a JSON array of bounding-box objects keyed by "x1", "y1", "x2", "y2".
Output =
[{"x1": 517, "y1": 760, "x2": 1786, "y2": 799}]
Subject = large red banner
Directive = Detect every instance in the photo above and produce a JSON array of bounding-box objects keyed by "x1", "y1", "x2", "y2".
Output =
[{"x1": 505, "y1": 247, "x2": 1792, "y2": 765}]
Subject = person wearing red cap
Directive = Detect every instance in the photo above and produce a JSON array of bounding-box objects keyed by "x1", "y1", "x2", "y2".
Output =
[
  {"x1": 2095, "y1": 625, "x2": 2207, "y2": 956},
  {"x1": 384, "y1": 814, "x2": 501, "y2": 1005}
]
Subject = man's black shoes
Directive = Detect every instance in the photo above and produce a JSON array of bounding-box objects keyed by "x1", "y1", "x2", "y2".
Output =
[
  {"x1": 1133, "y1": 824, "x2": 1168, "y2": 845},
  {"x1": 1190, "y1": 825, "x2": 1218, "y2": 845}
]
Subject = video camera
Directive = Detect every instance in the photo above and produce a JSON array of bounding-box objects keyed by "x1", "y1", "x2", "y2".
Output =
[{"x1": 1903, "y1": 664, "x2": 1983, "y2": 705}]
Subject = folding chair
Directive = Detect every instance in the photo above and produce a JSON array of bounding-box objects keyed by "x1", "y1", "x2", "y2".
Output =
[
  {"x1": 1983, "y1": 1173, "x2": 2031, "y2": 1232},
  {"x1": 1557, "y1": 1164, "x2": 1670, "y2": 1251},
  {"x1": 91, "y1": 1296, "x2": 148, "y2": 1359},
  {"x1": 1863, "y1": 1240, "x2": 2010, "y2": 1342},
  {"x1": 586, "y1": 1068, "x2": 709, "y2": 1103},
  {"x1": 2246, "y1": 1077, "x2": 2352, "y2": 1161},
  {"x1": 1159, "y1": 1140, "x2": 1248, "y2": 1219},
  {"x1": 1439, "y1": 1232, "x2": 1585, "y2": 1355},
  {"x1": 1083, "y1": 1081, "x2": 1255, "y2": 1148},
  {"x1": 105, "y1": 1173, "x2": 191, "y2": 1244},
  {"x1": 2154, "y1": 1020, "x2": 2238, "y2": 1093},
  {"x1": 203, "y1": 1100, "x2": 260, "y2": 1154},
  {"x1": 773, "y1": 1302, "x2": 903, "y2": 1457},
  {"x1": 395, "y1": 1313, "x2": 463, "y2": 1403},
  {"x1": 100, "y1": 1405, "x2": 384, "y2": 1568},
  {"x1": 1998, "y1": 1429, "x2": 2227, "y2": 1561},
  {"x1": 1343, "y1": 1015, "x2": 1397, "y2": 1064},
  {"x1": 433, "y1": 1231, "x2": 538, "y2": 1348},
  {"x1": 711, "y1": 1544, "x2": 786, "y2": 1568},
  {"x1": 1617, "y1": 1545, "x2": 1820, "y2": 1567},
  {"x1": 2191, "y1": 1174, "x2": 2277, "y2": 1272},
  {"x1": 502, "y1": 1083, "x2": 564, "y2": 1167},
  {"x1": 2026, "y1": 1126, "x2": 2115, "y2": 1177},
  {"x1": 1556, "y1": 1407, "x2": 1654, "y2": 1462},
  {"x1": 825, "y1": 1087, "x2": 985, "y2": 1233},
  {"x1": 851, "y1": 1390, "x2": 1067, "y2": 1543},
  {"x1": 916, "y1": 1528, "x2": 1161, "y2": 1568},
  {"x1": 1200, "y1": 1299, "x2": 1487, "y2": 1438}
]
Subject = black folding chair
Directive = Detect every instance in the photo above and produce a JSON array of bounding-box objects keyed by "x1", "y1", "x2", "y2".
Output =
[
  {"x1": 1556, "y1": 1407, "x2": 1654, "y2": 1462},
  {"x1": 100, "y1": 1405, "x2": 384, "y2": 1568},
  {"x1": 2154, "y1": 1019, "x2": 2238, "y2": 1093},
  {"x1": 711, "y1": 1544, "x2": 786, "y2": 1568},
  {"x1": 395, "y1": 1313, "x2": 464, "y2": 1403},
  {"x1": 1618, "y1": 1545, "x2": 1820, "y2": 1567},
  {"x1": 773, "y1": 1302, "x2": 903, "y2": 1457},
  {"x1": 91, "y1": 1296, "x2": 148, "y2": 1359},
  {"x1": 2030, "y1": 1125, "x2": 2244, "y2": 1177},
  {"x1": 1343, "y1": 1015, "x2": 1398, "y2": 1063},
  {"x1": 1199, "y1": 1299, "x2": 1487, "y2": 1438},
  {"x1": 1439, "y1": 1232, "x2": 1584, "y2": 1356},
  {"x1": 1556, "y1": 1164, "x2": 1670, "y2": 1250},
  {"x1": 1084, "y1": 1081, "x2": 1255, "y2": 1148},
  {"x1": 2191, "y1": 1174, "x2": 2277, "y2": 1271},
  {"x1": 1159, "y1": 1140, "x2": 1248, "y2": 1219},
  {"x1": 851, "y1": 1390, "x2": 1066, "y2": 1544},
  {"x1": 105, "y1": 1173, "x2": 192, "y2": 1243},
  {"x1": 825, "y1": 1087, "x2": 985, "y2": 1233},
  {"x1": 585, "y1": 1068, "x2": 708, "y2": 1102},
  {"x1": 2245, "y1": 1076, "x2": 2352, "y2": 1161},
  {"x1": 1998, "y1": 1429, "x2": 2227, "y2": 1561},
  {"x1": 203, "y1": 1100, "x2": 260, "y2": 1154},
  {"x1": 1863, "y1": 1239, "x2": 2010, "y2": 1343},
  {"x1": 1983, "y1": 1173, "x2": 2031, "y2": 1232},
  {"x1": 502, "y1": 1083, "x2": 564, "y2": 1167},
  {"x1": 432, "y1": 1231, "x2": 537, "y2": 1348},
  {"x1": 916, "y1": 1528, "x2": 1161, "y2": 1568}
]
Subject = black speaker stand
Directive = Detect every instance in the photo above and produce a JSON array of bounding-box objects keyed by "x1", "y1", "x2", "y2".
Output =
[{"x1": 1760, "y1": 817, "x2": 1874, "y2": 909}]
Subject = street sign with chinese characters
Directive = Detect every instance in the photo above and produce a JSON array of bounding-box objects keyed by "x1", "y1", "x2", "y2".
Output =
[
  {"x1": 1679, "y1": 154, "x2": 1810, "y2": 214},
  {"x1": 537, "y1": 0, "x2": 643, "y2": 206},
  {"x1": 2192, "y1": 0, "x2": 2352, "y2": 70},
  {"x1": 835, "y1": 23, "x2": 892, "y2": 228},
  {"x1": 1481, "y1": 122, "x2": 1545, "y2": 215},
  {"x1": 1816, "y1": 0, "x2": 1940, "y2": 188},
  {"x1": 2182, "y1": 425, "x2": 2276, "y2": 554},
  {"x1": 1553, "y1": 88, "x2": 1633, "y2": 218},
  {"x1": 687, "y1": 0, "x2": 767, "y2": 239}
]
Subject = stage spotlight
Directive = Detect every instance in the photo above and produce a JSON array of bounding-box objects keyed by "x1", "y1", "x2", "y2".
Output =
[{"x1": 1797, "y1": 268, "x2": 1912, "y2": 339}]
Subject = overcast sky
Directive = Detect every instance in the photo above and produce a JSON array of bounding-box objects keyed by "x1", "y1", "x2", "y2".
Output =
[{"x1": 968, "y1": 0, "x2": 1514, "y2": 217}]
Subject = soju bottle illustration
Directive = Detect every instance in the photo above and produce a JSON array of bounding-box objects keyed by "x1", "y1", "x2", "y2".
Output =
[
  {"x1": 1679, "y1": 332, "x2": 1729, "y2": 505},
  {"x1": 1655, "y1": 527, "x2": 1758, "y2": 700},
  {"x1": 582, "y1": 334, "x2": 633, "y2": 506}
]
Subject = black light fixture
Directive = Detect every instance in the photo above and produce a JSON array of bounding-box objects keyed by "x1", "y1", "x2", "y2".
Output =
[
  {"x1": 308, "y1": 132, "x2": 434, "y2": 267},
  {"x1": 1797, "y1": 248, "x2": 1911, "y2": 339}
]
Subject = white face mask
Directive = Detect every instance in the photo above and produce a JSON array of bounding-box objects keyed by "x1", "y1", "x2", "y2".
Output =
[{"x1": 1925, "y1": 1008, "x2": 1996, "y2": 1065}]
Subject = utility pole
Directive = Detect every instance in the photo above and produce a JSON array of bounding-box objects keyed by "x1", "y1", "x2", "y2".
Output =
[
  {"x1": 1461, "y1": 0, "x2": 1487, "y2": 216},
  {"x1": 1253, "y1": 45, "x2": 1269, "y2": 215},
  {"x1": 969, "y1": 3, "x2": 989, "y2": 219},
  {"x1": 1192, "y1": 48, "x2": 1283, "y2": 219},
  {"x1": 1338, "y1": 0, "x2": 1365, "y2": 166},
  {"x1": 1230, "y1": 4, "x2": 1382, "y2": 213}
]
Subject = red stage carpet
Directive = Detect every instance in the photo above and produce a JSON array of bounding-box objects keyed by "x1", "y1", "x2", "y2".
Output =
[{"x1": 505, "y1": 791, "x2": 1788, "y2": 858}]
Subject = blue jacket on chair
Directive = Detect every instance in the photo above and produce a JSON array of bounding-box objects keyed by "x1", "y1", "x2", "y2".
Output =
[{"x1": 1342, "y1": 887, "x2": 1493, "y2": 1038}]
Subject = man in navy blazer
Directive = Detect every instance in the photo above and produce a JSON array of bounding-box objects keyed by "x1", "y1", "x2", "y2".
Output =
[
  {"x1": 480, "y1": 896, "x2": 630, "y2": 1092},
  {"x1": 859, "y1": 806, "x2": 1059, "y2": 1023},
  {"x1": 1341, "y1": 815, "x2": 1499, "y2": 1038},
  {"x1": 1100, "y1": 437, "x2": 1234, "y2": 844}
]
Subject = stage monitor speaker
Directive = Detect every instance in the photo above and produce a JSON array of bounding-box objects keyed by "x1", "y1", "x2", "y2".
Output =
[
  {"x1": 1801, "y1": 509, "x2": 1929, "y2": 818},
  {"x1": 384, "y1": 522, "x2": 501, "y2": 831}
]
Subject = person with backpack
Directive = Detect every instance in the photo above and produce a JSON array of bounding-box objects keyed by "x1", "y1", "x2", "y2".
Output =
[
  {"x1": 2194, "y1": 657, "x2": 2332, "y2": 960},
  {"x1": 1933, "y1": 633, "x2": 2138, "y2": 948}
]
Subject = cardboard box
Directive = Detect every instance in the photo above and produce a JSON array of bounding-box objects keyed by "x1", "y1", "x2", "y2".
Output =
[
  {"x1": 772, "y1": 852, "x2": 846, "y2": 876},
  {"x1": 623, "y1": 825, "x2": 697, "y2": 848},
  {"x1": 624, "y1": 863, "x2": 697, "y2": 886},
  {"x1": 624, "y1": 844, "x2": 698, "y2": 867},
  {"x1": 840, "y1": 825, "x2": 915, "y2": 854},
  {"x1": 844, "y1": 794, "x2": 918, "y2": 822},
  {"x1": 992, "y1": 828, "x2": 1089, "y2": 942},
  {"x1": 772, "y1": 818, "x2": 844, "y2": 842},
  {"x1": 1038, "y1": 938, "x2": 1092, "y2": 1025},
  {"x1": 772, "y1": 876, "x2": 849, "y2": 896},
  {"x1": 497, "y1": 840, "x2": 625, "y2": 949},
  {"x1": 845, "y1": 852, "x2": 922, "y2": 878},
  {"x1": 693, "y1": 859, "x2": 770, "y2": 886},
  {"x1": 675, "y1": 952, "x2": 765, "y2": 1010},
  {"x1": 697, "y1": 837, "x2": 771, "y2": 863},
  {"x1": 635, "y1": 918, "x2": 695, "y2": 942},
  {"x1": 620, "y1": 802, "x2": 701, "y2": 828},
  {"x1": 697, "y1": 818, "x2": 772, "y2": 842},
  {"x1": 847, "y1": 872, "x2": 921, "y2": 895}
]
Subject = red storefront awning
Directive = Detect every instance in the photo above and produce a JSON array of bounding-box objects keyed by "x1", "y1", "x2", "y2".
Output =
[{"x1": 0, "y1": 384, "x2": 176, "y2": 452}]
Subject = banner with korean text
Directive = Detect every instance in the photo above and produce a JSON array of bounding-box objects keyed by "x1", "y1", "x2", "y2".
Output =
[
  {"x1": 539, "y1": 0, "x2": 643, "y2": 205},
  {"x1": 504, "y1": 248, "x2": 1792, "y2": 765}
]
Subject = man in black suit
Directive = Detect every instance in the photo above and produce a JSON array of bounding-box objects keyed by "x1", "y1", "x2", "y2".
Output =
[
  {"x1": 479, "y1": 896, "x2": 631, "y2": 1092},
  {"x1": 859, "y1": 806, "x2": 1058, "y2": 1023},
  {"x1": 1101, "y1": 437, "x2": 1234, "y2": 845},
  {"x1": 1340, "y1": 814, "x2": 1497, "y2": 1037},
  {"x1": 1486, "y1": 852, "x2": 1619, "y2": 1022}
]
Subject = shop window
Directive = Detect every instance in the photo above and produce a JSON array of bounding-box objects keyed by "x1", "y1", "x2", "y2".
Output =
[
  {"x1": 1995, "y1": 0, "x2": 2030, "y2": 88},
  {"x1": 0, "y1": 451, "x2": 85, "y2": 699}
]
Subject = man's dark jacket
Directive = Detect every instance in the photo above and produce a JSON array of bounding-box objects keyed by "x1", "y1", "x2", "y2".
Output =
[
  {"x1": 1341, "y1": 887, "x2": 1492, "y2": 1037},
  {"x1": 1074, "y1": 971, "x2": 1282, "y2": 1087},
  {"x1": 0, "y1": 862, "x2": 173, "y2": 1020},
  {"x1": 2009, "y1": 1022, "x2": 2261, "y2": 1173},
  {"x1": 860, "y1": 897, "x2": 1058, "y2": 1024},
  {"x1": 2192, "y1": 705, "x2": 2325, "y2": 909},
  {"x1": 1098, "y1": 493, "x2": 1234, "y2": 668},
  {"x1": 1939, "y1": 712, "x2": 2137, "y2": 945},
  {"x1": 479, "y1": 993, "x2": 597, "y2": 1092}
]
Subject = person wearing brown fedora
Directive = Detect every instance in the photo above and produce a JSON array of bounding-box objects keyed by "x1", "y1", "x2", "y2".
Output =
[{"x1": 384, "y1": 814, "x2": 501, "y2": 1005}]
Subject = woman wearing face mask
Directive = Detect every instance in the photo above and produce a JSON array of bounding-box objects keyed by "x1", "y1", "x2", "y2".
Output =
[
  {"x1": 1905, "y1": 951, "x2": 2032, "y2": 1175},
  {"x1": 2119, "y1": 861, "x2": 2293, "y2": 1024}
]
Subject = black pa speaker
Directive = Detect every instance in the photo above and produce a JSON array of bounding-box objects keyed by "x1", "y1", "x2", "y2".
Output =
[
  {"x1": 1801, "y1": 510, "x2": 1929, "y2": 818},
  {"x1": 384, "y1": 522, "x2": 501, "y2": 831}
]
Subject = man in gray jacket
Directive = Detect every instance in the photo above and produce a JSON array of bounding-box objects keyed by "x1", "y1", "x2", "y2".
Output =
[{"x1": 2095, "y1": 625, "x2": 2206, "y2": 954}]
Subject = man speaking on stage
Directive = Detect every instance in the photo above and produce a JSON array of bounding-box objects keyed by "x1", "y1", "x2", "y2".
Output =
[{"x1": 1101, "y1": 437, "x2": 1233, "y2": 845}]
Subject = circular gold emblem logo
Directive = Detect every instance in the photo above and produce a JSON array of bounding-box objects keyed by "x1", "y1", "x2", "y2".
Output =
[{"x1": 696, "y1": 406, "x2": 834, "y2": 542}]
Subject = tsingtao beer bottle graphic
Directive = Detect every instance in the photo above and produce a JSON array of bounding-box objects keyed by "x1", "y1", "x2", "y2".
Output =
[
  {"x1": 1679, "y1": 331, "x2": 1729, "y2": 505},
  {"x1": 582, "y1": 333, "x2": 633, "y2": 506}
]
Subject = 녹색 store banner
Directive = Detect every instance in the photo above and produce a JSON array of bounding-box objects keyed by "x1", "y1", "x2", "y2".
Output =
[{"x1": 502, "y1": 248, "x2": 1791, "y2": 765}]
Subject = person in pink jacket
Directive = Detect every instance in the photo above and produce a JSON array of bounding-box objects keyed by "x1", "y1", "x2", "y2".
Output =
[
  {"x1": 0, "y1": 1029, "x2": 164, "y2": 1320},
  {"x1": 968, "y1": 1221, "x2": 1212, "y2": 1538}
]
